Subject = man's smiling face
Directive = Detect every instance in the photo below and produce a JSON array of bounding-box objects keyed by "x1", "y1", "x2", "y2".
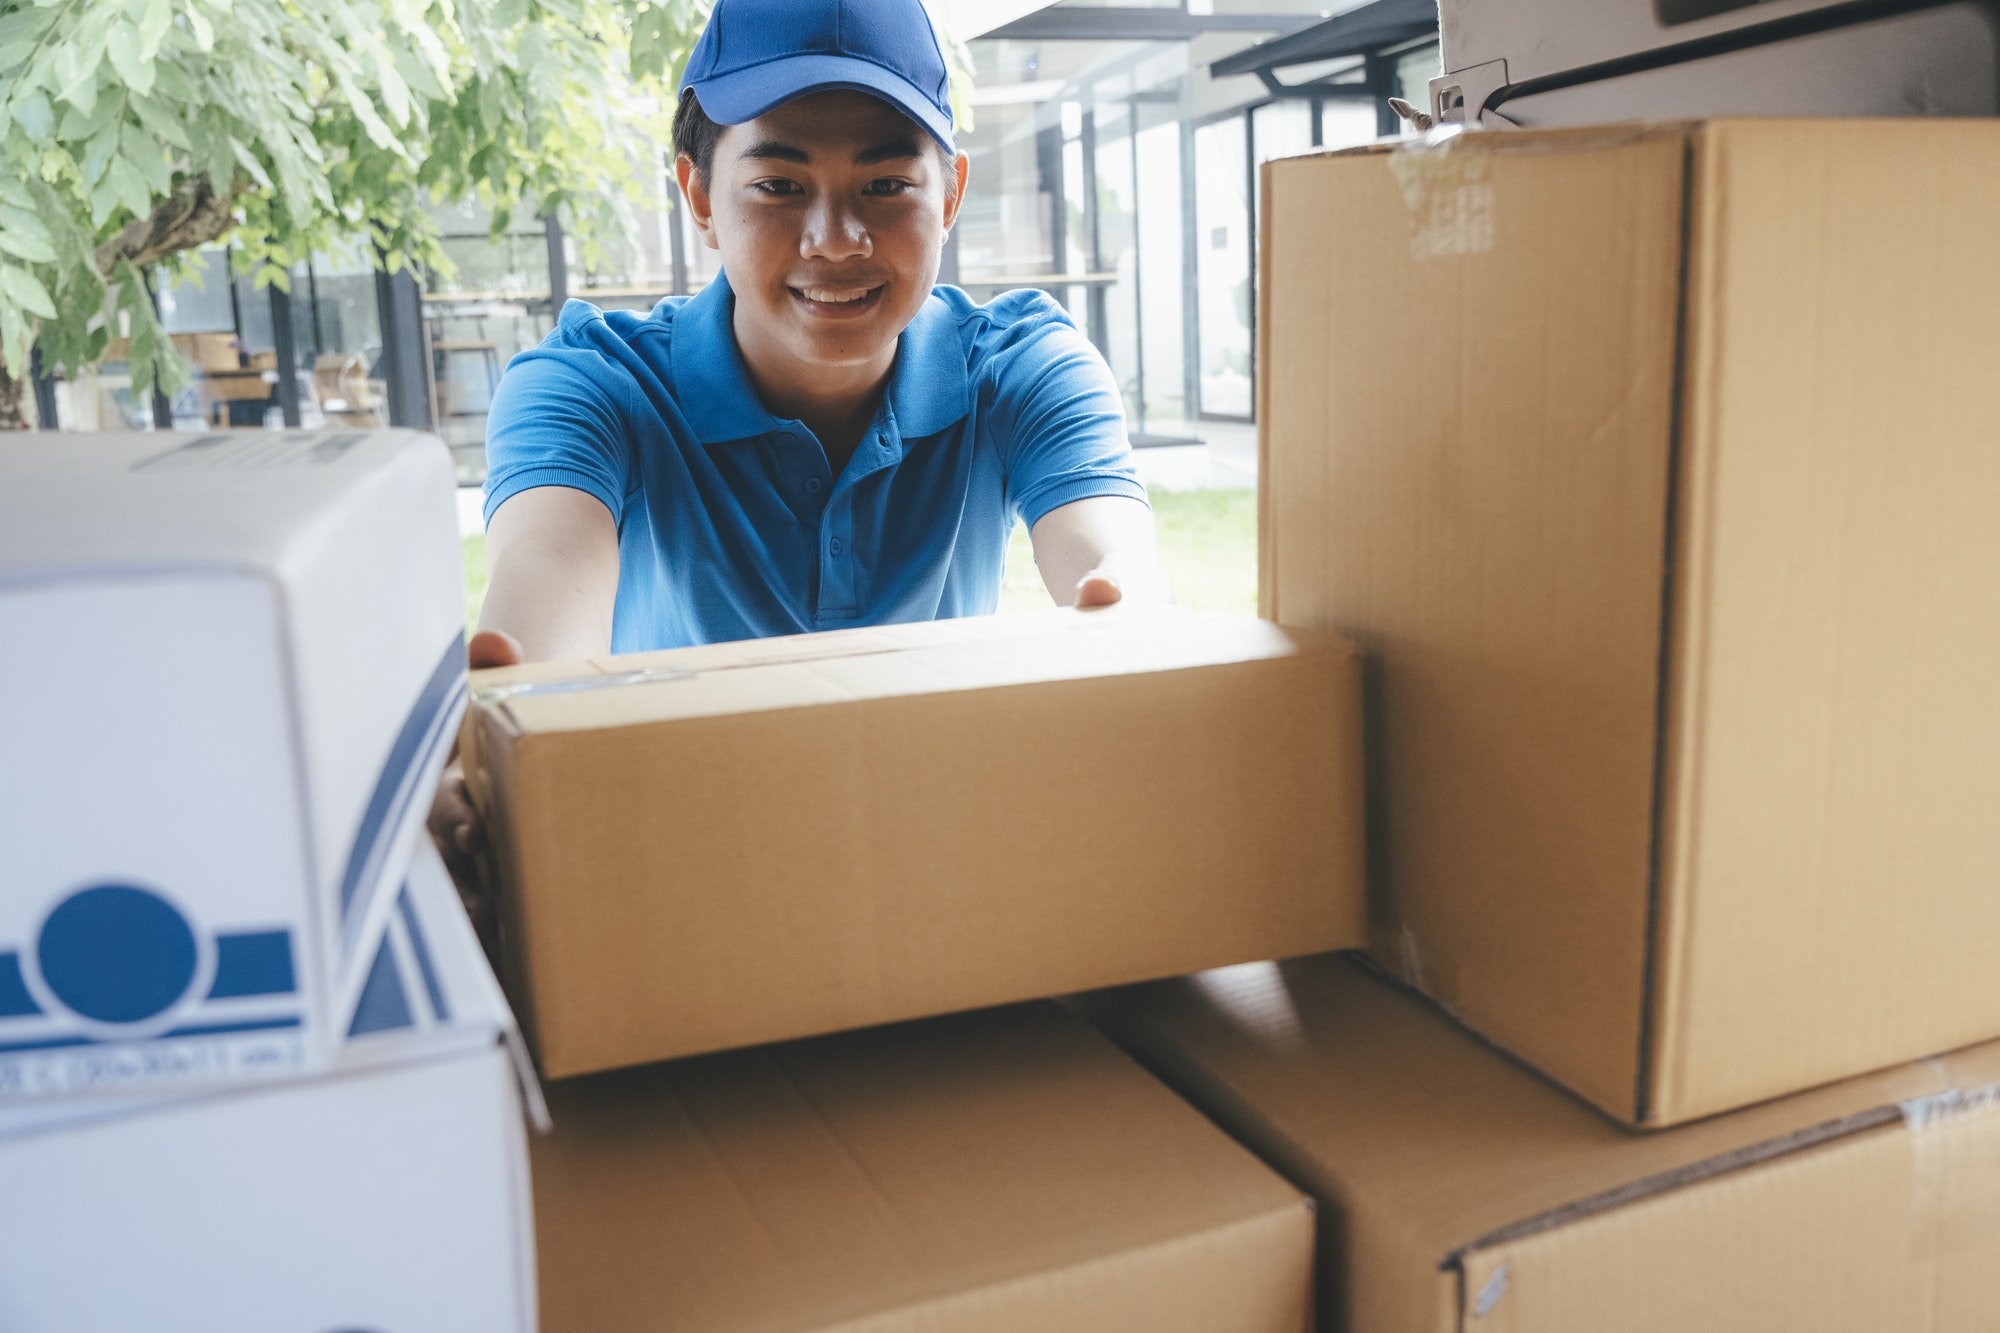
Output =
[{"x1": 682, "y1": 90, "x2": 968, "y2": 381}]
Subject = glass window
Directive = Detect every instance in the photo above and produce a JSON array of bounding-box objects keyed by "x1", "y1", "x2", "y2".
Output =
[
  {"x1": 1133, "y1": 115, "x2": 1187, "y2": 430},
  {"x1": 1194, "y1": 115, "x2": 1250, "y2": 419}
]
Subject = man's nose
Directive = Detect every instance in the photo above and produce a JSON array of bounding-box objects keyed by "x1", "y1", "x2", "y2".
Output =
[{"x1": 801, "y1": 195, "x2": 871, "y2": 262}]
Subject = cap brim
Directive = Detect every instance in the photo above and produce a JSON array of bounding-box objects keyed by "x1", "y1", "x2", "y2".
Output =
[{"x1": 686, "y1": 52, "x2": 956, "y2": 153}]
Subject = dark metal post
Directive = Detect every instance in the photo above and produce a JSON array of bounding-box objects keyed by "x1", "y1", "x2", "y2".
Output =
[
  {"x1": 544, "y1": 214, "x2": 569, "y2": 311},
  {"x1": 29, "y1": 345, "x2": 60, "y2": 430},
  {"x1": 1366, "y1": 52, "x2": 1402, "y2": 138},
  {"x1": 373, "y1": 259, "x2": 434, "y2": 430},
  {"x1": 305, "y1": 258, "x2": 325, "y2": 360},
  {"x1": 269, "y1": 282, "x2": 302, "y2": 428},
  {"x1": 1036, "y1": 120, "x2": 1067, "y2": 308},
  {"x1": 1080, "y1": 106, "x2": 1110, "y2": 362},
  {"x1": 1310, "y1": 97, "x2": 1324, "y2": 147},
  {"x1": 143, "y1": 270, "x2": 173, "y2": 429}
]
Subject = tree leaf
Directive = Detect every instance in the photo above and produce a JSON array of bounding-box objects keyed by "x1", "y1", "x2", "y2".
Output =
[
  {"x1": 121, "y1": 122, "x2": 171, "y2": 194},
  {"x1": 138, "y1": 0, "x2": 173, "y2": 59},
  {"x1": 107, "y1": 153, "x2": 154, "y2": 218},
  {"x1": 186, "y1": 6, "x2": 213, "y2": 52},
  {"x1": 11, "y1": 90, "x2": 54, "y2": 138},
  {"x1": 89, "y1": 173, "x2": 121, "y2": 227},
  {"x1": 0, "y1": 264, "x2": 57, "y2": 318},
  {"x1": 0, "y1": 229, "x2": 57, "y2": 263},
  {"x1": 130, "y1": 94, "x2": 191, "y2": 150},
  {"x1": 81, "y1": 124, "x2": 120, "y2": 185},
  {"x1": 106, "y1": 21, "x2": 154, "y2": 96}
]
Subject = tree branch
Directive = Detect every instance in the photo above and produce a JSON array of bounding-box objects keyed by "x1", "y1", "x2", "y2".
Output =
[{"x1": 93, "y1": 176, "x2": 244, "y2": 276}]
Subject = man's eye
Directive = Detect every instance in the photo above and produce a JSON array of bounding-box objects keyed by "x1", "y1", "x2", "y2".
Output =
[
  {"x1": 752, "y1": 179, "x2": 801, "y2": 196},
  {"x1": 864, "y1": 179, "x2": 913, "y2": 196}
]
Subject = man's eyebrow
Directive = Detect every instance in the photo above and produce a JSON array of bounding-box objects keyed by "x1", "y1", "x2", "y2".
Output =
[
  {"x1": 854, "y1": 138, "x2": 923, "y2": 165},
  {"x1": 740, "y1": 139, "x2": 810, "y2": 163}
]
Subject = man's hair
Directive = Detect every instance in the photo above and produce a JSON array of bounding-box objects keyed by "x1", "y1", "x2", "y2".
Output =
[{"x1": 673, "y1": 89, "x2": 957, "y2": 196}]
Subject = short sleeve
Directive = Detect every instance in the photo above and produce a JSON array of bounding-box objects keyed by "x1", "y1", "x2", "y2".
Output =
[
  {"x1": 979, "y1": 300, "x2": 1149, "y2": 529},
  {"x1": 481, "y1": 344, "x2": 636, "y2": 531}
]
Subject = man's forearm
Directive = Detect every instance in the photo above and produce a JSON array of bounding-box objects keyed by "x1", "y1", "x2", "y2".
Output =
[
  {"x1": 1030, "y1": 495, "x2": 1172, "y2": 606},
  {"x1": 480, "y1": 488, "x2": 621, "y2": 662}
]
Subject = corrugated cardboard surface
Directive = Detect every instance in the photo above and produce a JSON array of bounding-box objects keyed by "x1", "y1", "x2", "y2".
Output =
[
  {"x1": 1076, "y1": 953, "x2": 2000, "y2": 1333},
  {"x1": 531, "y1": 1002, "x2": 1315, "y2": 1332},
  {"x1": 1261, "y1": 120, "x2": 2000, "y2": 1124},
  {"x1": 1653, "y1": 120, "x2": 2000, "y2": 1122},
  {"x1": 466, "y1": 607, "x2": 1365, "y2": 1078}
]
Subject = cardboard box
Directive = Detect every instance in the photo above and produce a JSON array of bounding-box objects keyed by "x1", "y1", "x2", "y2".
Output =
[
  {"x1": 1078, "y1": 953, "x2": 2000, "y2": 1333},
  {"x1": 533, "y1": 1000, "x2": 1314, "y2": 1332},
  {"x1": 1259, "y1": 120, "x2": 2000, "y2": 1124},
  {"x1": 0, "y1": 839, "x2": 542, "y2": 1332},
  {"x1": 0, "y1": 431, "x2": 466, "y2": 1100},
  {"x1": 464, "y1": 606, "x2": 1366, "y2": 1078},
  {"x1": 170, "y1": 331, "x2": 242, "y2": 373}
]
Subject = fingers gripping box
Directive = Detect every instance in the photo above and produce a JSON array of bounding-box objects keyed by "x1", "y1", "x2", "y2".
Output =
[{"x1": 0, "y1": 431, "x2": 466, "y2": 1100}]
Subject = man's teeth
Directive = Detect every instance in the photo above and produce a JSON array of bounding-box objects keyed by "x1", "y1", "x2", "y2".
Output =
[{"x1": 800, "y1": 286, "x2": 873, "y2": 303}]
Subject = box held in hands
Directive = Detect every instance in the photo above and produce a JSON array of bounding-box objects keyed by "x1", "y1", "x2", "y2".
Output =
[{"x1": 465, "y1": 607, "x2": 1366, "y2": 1078}]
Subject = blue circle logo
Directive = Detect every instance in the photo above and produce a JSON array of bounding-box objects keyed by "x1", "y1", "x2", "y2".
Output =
[{"x1": 36, "y1": 885, "x2": 200, "y2": 1025}]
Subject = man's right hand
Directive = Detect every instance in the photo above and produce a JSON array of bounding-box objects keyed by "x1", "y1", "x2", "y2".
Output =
[{"x1": 430, "y1": 629, "x2": 525, "y2": 956}]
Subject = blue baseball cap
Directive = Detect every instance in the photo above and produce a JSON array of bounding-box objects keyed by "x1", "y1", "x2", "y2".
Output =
[{"x1": 680, "y1": 0, "x2": 956, "y2": 153}]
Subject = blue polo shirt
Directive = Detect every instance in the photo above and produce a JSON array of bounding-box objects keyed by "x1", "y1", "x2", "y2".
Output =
[{"x1": 482, "y1": 273, "x2": 1147, "y2": 652}]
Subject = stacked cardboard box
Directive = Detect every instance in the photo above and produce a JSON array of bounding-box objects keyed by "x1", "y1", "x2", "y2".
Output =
[
  {"x1": 1078, "y1": 955, "x2": 2000, "y2": 1333},
  {"x1": 465, "y1": 605, "x2": 1372, "y2": 1326},
  {"x1": 0, "y1": 841, "x2": 543, "y2": 1332},
  {"x1": 1063, "y1": 116, "x2": 2000, "y2": 1327},
  {"x1": 0, "y1": 431, "x2": 536, "y2": 1328},
  {"x1": 1258, "y1": 118, "x2": 2000, "y2": 1127},
  {"x1": 2, "y1": 429, "x2": 470, "y2": 1099}
]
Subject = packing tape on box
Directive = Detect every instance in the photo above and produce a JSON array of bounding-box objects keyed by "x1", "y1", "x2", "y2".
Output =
[
  {"x1": 1384, "y1": 128, "x2": 1495, "y2": 263},
  {"x1": 1899, "y1": 1074, "x2": 2000, "y2": 1258},
  {"x1": 473, "y1": 665, "x2": 695, "y2": 735}
]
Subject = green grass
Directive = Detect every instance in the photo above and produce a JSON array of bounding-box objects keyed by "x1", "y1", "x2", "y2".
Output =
[
  {"x1": 460, "y1": 486, "x2": 1258, "y2": 636},
  {"x1": 998, "y1": 488, "x2": 1257, "y2": 616}
]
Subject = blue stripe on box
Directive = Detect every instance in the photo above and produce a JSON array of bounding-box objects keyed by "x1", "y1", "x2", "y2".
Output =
[
  {"x1": 163, "y1": 1016, "x2": 302, "y2": 1039},
  {"x1": 0, "y1": 1016, "x2": 298, "y2": 1054},
  {"x1": 207, "y1": 931, "x2": 297, "y2": 999},
  {"x1": 347, "y1": 935, "x2": 413, "y2": 1036},
  {"x1": 0, "y1": 954, "x2": 39, "y2": 1018},
  {"x1": 397, "y1": 888, "x2": 450, "y2": 1023},
  {"x1": 339, "y1": 633, "x2": 467, "y2": 918}
]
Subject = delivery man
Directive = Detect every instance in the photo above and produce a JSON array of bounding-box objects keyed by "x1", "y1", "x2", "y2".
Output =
[{"x1": 431, "y1": 0, "x2": 1168, "y2": 910}]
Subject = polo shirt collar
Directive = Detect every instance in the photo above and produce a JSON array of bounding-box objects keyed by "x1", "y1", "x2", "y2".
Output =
[
  {"x1": 671, "y1": 272, "x2": 783, "y2": 445},
  {"x1": 672, "y1": 271, "x2": 971, "y2": 446},
  {"x1": 884, "y1": 291, "x2": 971, "y2": 440}
]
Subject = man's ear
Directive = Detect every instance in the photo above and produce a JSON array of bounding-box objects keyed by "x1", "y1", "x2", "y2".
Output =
[
  {"x1": 941, "y1": 151, "x2": 970, "y2": 235},
  {"x1": 674, "y1": 152, "x2": 722, "y2": 252}
]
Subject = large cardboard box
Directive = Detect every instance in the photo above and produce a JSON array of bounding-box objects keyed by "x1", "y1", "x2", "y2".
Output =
[
  {"x1": 0, "y1": 840, "x2": 542, "y2": 1332},
  {"x1": 1078, "y1": 953, "x2": 2000, "y2": 1333},
  {"x1": 0, "y1": 431, "x2": 466, "y2": 1099},
  {"x1": 532, "y1": 1001, "x2": 1315, "y2": 1332},
  {"x1": 1259, "y1": 120, "x2": 2000, "y2": 1125},
  {"x1": 465, "y1": 606, "x2": 1365, "y2": 1078}
]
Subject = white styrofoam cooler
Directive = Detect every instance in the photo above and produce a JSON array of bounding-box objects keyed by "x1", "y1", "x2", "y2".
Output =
[
  {"x1": 0, "y1": 430, "x2": 467, "y2": 1098},
  {"x1": 0, "y1": 836, "x2": 544, "y2": 1333}
]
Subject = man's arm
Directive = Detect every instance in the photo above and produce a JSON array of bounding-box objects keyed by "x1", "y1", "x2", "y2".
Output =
[
  {"x1": 479, "y1": 486, "x2": 621, "y2": 662},
  {"x1": 433, "y1": 485, "x2": 620, "y2": 952},
  {"x1": 1030, "y1": 495, "x2": 1171, "y2": 608}
]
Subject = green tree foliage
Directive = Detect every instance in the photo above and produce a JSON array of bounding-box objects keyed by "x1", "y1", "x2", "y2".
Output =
[{"x1": 0, "y1": 0, "x2": 709, "y2": 424}]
